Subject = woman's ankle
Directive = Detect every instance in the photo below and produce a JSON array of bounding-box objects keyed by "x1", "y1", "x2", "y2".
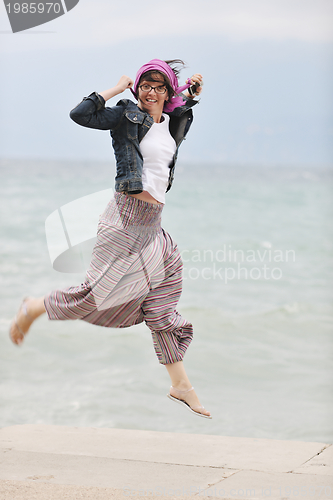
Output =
[
  {"x1": 165, "y1": 361, "x2": 192, "y2": 392},
  {"x1": 26, "y1": 297, "x2": 46, "y2": 319},
  {"x1": 171, "y1": 380, "x2": 192, "y2": 391}
]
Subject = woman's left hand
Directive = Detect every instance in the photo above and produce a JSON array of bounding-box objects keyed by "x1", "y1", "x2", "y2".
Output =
[{"x1": 186, "y1": 73, "x2": 204, "y2": 98}]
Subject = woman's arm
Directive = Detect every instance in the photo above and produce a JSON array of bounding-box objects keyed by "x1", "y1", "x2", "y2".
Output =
[
  {"x1": 70, "y1": 75, "x2": 134, "y2": 130},
  {"x1": 99, "y1": 75, "x2": 134, "y2": 101}
]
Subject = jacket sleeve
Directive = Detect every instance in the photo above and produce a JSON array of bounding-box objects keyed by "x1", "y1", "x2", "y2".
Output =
[
  {"x1": 179, "y1": 92, "x2": 199, "y2": 108},
  {"x1": 69, "y1": 92, "x2": 123, "y2": 130}
]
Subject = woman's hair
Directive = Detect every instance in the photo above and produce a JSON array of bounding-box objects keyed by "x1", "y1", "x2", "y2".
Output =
[{"x1": 137, "y1": 59, "x2": 186, "y2": 100}]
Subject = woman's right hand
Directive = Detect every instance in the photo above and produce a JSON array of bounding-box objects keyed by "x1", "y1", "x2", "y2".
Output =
[
  {"x1": 116, "y1": 75, "x2": 134, "y2": 93},
  {"x1": 99, "y1": 76, "x2": 134, "y2": 102}
]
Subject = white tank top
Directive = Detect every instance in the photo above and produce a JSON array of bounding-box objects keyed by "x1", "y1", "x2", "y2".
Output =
[{"x1": 140, "y1": 113, "x2": 176, "y2": 204}]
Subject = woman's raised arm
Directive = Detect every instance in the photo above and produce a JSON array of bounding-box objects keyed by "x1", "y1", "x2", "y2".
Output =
[
  {"x1": 69, "y1": 76, "x2": 134, "y2": 131},
  {"x1": 99, "y1": 75, "x2": 134, "y2": 102}
]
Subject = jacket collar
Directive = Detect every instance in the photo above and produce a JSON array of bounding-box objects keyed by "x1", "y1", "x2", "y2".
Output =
[{"x1": 116, "y1": 98, "x2": 197, "y2": 119}]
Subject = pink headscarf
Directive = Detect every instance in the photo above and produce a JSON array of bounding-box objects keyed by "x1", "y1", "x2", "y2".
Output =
[{"x1": 130, "y1": 59, "x2": 191, "y2": 113}]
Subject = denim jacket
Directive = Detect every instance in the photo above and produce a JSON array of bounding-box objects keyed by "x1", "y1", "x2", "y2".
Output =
[{"x1": 70, "y1": 92, "x2": 198, "y2": 194}]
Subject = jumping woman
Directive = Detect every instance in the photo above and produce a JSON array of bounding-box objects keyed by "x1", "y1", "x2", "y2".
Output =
[{"x1": 9, "y1": 58, "x2": 211, "y2": 419}]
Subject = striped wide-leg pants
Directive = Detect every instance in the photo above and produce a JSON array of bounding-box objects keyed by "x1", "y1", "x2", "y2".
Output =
[{"x1": 44, "y1": 192, "x2": 193, "y2": 364}]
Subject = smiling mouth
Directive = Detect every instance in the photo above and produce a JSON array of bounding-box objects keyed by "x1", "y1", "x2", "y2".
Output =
[{"x1": 146, "y1": 98, "x2": 157, "y2": 103}]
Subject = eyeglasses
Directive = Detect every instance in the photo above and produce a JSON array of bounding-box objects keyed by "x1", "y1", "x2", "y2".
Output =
[{"x1": 139, "y1": 84, "x2": 167, "y2": 94}]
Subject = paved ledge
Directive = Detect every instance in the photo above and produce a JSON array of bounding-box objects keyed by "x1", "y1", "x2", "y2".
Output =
[{"x1": 0, "y1": 425, "x2": 332, "y2": 500}]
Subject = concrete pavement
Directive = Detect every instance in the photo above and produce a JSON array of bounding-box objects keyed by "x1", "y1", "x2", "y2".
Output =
[{"x1": 0, "y1": 425, "x2": 332, "y2": 499}]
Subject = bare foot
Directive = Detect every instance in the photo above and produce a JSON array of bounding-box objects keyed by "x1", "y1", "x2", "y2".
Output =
[
  {"x1": 9, "y1": 298, "x2": 37, "y2": 345},
  {"x1": 169, "y1": 386, "x2": 211, "y2": 418}
]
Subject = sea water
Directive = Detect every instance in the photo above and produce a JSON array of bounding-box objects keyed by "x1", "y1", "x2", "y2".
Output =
[{"x1": 0, "y1": 159, "x2": 332, "y2": 443}]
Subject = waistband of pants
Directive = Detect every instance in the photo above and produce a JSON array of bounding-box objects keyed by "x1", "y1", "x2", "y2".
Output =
[{"x1": 100, "y1": 192, "x2": 163, "y2": 234}]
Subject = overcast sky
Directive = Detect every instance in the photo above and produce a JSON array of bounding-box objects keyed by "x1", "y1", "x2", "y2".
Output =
[
  {"x1": 1, "y1": 0, "x2": 332, "y2": 165},
  {"x1": 1, "y1": 0, "x2": 333, "y2": 47}
]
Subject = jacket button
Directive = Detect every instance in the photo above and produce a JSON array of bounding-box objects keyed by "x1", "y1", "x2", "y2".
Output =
[{"x1": 133, "y1": 116, "x2": 137, "y2": 121}]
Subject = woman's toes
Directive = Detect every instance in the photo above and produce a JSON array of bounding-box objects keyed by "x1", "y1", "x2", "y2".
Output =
[
  {"x1": 191, "y1": 405, "x2": 211, "y2": 417},
  {"x1": 199, "y1": 408, "x2": 211, "y2": 417},
  {"x1": 190, "y1": 400, "x2": 211, "y2": 418},
  {"x1": 176, "y1": 388, "x2": 210, "y2": 416},
  {"x1": 9, "y1": 321, "x2": 24, "y2": 345},
  {"x1": 9, "y1": 299, "x2": 34, "y2": 346}
]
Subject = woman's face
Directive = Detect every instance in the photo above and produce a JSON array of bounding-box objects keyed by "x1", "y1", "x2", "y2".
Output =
[{"x1": 137, "y1": 73, "x2": 169, "y2": 115}]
